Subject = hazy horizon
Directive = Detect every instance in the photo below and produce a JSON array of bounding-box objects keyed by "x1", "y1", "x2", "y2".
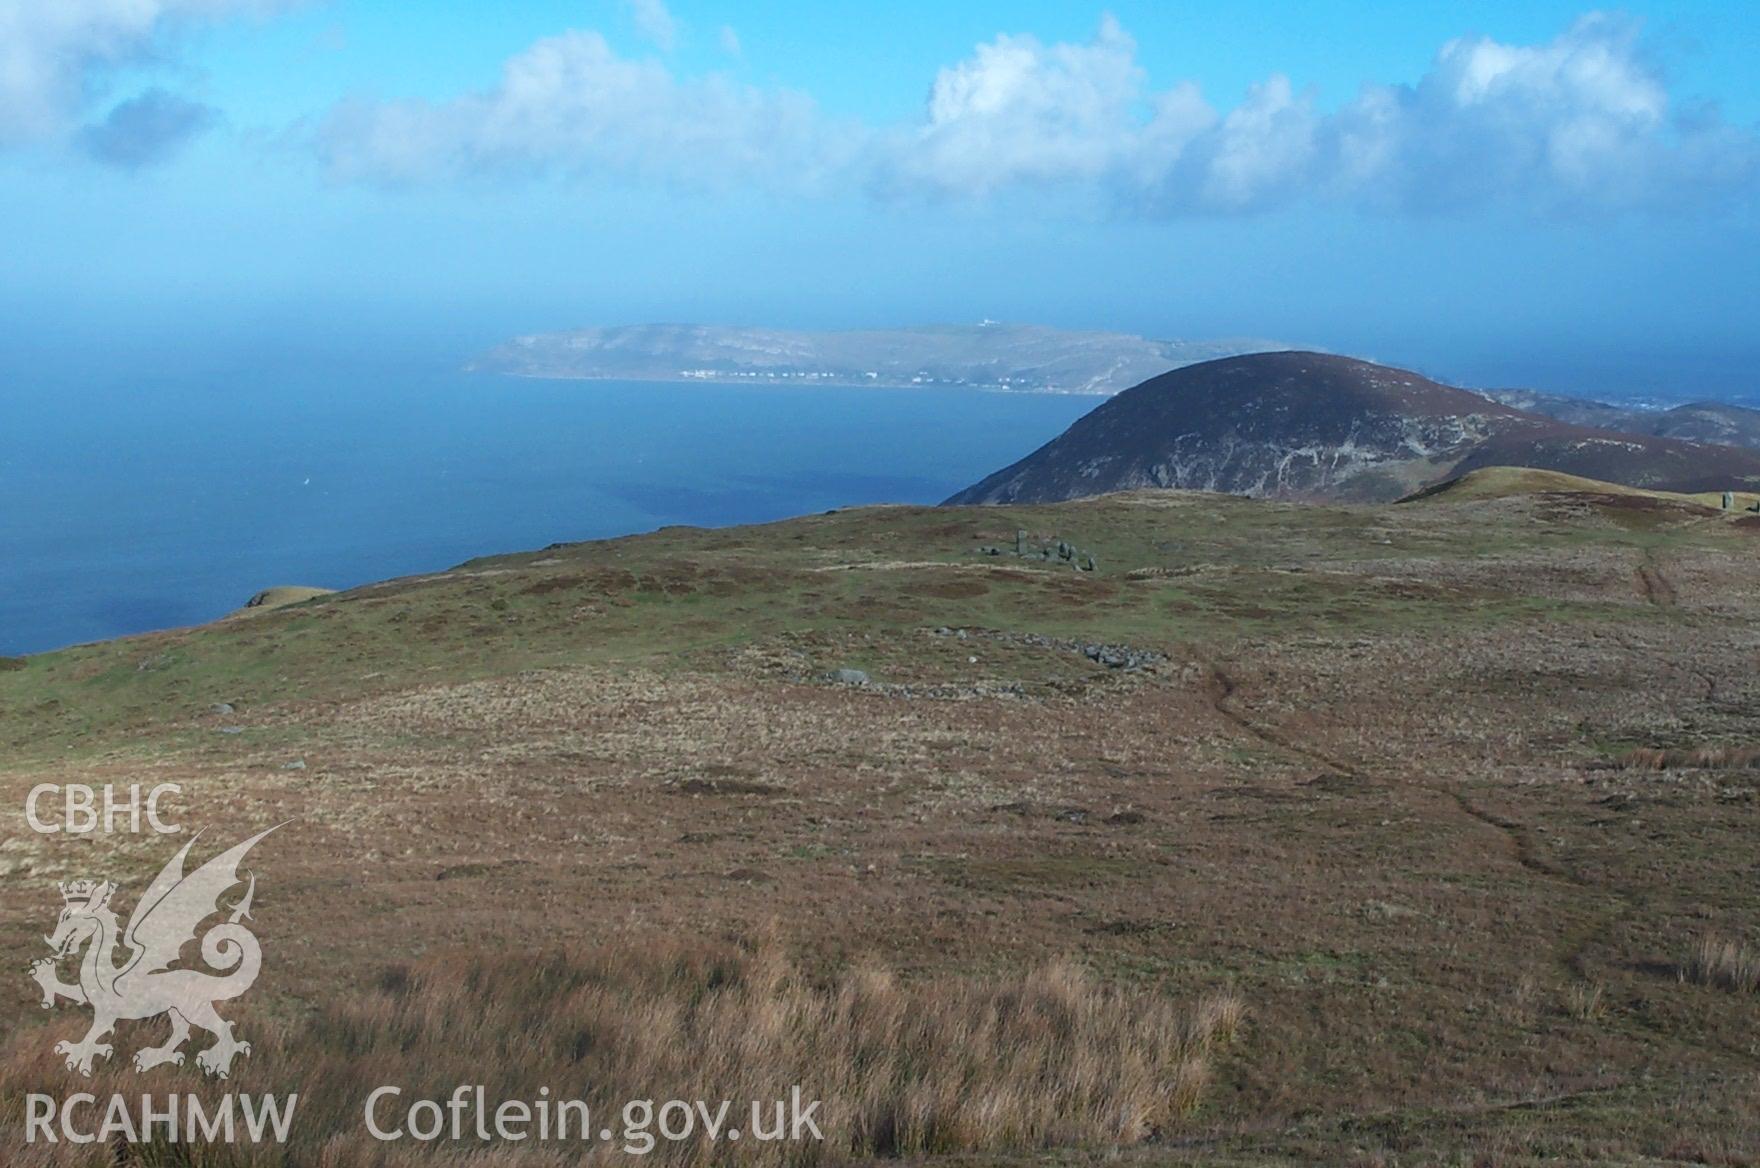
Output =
[
  {"x1": 6, "y1": 0, "x2": 1760, "y2": 651},
  {"x1": 7, "y1": 292, "x2": 1760, "y2": 402},
  {"x1": 3, "y1": 0, "x2": 1757, "y2": 404}
]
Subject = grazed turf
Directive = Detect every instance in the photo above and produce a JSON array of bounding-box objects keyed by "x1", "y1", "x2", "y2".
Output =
[{"x1": 3, "y1": 487, "x2": 1759, "y2": 1164}]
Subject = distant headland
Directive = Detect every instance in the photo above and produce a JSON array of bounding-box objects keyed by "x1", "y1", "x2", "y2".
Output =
[{"x1": 464, "y1": 322, "x2": 1295, "y2": 396}]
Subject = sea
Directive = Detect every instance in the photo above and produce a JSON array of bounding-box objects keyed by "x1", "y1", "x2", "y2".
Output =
[{"x1": 0, "y1": 356, "x2": 1093, "y2": 656}]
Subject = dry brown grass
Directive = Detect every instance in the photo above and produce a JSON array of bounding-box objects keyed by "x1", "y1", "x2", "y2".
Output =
[
  {"x1": 1563, "y1": 980, "x2": 1606, "y2": 1021},
  {"x1": 1682, "y1": 935, "x2": 1760, "y2": 994},
  {"x1": 10, "y1": 491, "x2": 1760, "y2": 1162},
  {"x1": 1608, "y1": 745, "x2": 1760, "y2": 771},
  {"x1": 0, "y1": 935, "x2": 1242, "y2": 1167}
]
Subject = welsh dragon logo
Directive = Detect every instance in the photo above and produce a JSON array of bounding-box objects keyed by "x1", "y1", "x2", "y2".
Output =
[{"x1": 28, "y1": 826, "x2": 281, "y2": 1079}]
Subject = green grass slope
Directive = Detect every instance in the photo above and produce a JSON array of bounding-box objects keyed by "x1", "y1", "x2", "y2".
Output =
[{"x1": 3, "y1": 488, "x2": 1750, "y2": 764}]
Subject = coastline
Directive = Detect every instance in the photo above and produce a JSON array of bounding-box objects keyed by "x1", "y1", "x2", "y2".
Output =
[{"x1": 465, "y1": 369, "x2": 1119, "y2": 396}]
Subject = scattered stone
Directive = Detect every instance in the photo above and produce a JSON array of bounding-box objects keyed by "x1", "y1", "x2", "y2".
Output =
[
  {"x1": 217, "y1": 726, "x2": 243, "y2": 735},
  {"x1": 1362, "y1": 900, "x2": 1418, "y2": 922},
  {"x1": 281, "y1": 758, "x2": 307, "y2": 771},
  {"x1": 1079, "y1": 641, "x2": 1162, "y2": 670},
  {"x1": 829, "y1": 667, "x2": 871, "y2": 686},
  {"x1": 927, "y1": 626, "x2": 1165, "y2": 672},
  {"x1": 212, "y1": 702, "x2": 236, "y2": 716},
  {"x1": 979, "y1": 531, "x2": 1098, "y2": 571}
]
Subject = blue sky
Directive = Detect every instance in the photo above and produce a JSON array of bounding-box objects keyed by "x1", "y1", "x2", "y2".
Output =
[{"x1": 2, "y1": 0, "x2": 1757, "y2": 395}]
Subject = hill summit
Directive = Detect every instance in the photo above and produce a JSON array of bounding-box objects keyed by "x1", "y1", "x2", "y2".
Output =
[{"x1": 946, "y1": 352, "x2": 1760, "y2": 504}]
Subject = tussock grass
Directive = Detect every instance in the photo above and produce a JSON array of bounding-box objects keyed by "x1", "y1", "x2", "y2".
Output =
[
  {"x1": 1563, "y1": 980, "x2": 1606, "y2": 1021},
  {"x1": 1682, "y1": 935, "x2": 1760, "y2": 994},
  {"x1": 0, "y1": 935, "x2": 1242, "y2": 1166},
  {"x1": 1608, "y1": 745, "x2": 1760, "y2": 771}
]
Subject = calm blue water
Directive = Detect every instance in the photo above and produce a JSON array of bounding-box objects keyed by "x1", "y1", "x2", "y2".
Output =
[{"x1": 0, "y1": 363, "x2": 1090, "y2": 656}]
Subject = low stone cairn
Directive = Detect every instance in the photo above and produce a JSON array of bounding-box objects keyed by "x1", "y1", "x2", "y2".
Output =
[{"x1": 930, "y1": 626, "x2": 1163, "y2": 672}]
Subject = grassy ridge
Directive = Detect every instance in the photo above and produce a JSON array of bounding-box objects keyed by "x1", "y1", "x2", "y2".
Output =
[
  {"x1": 2, "y1": 488, "x2": 1739, "y2": 763},
  {"x1": 4, "y1": 484, "x2": 1760, "y2": 1163}
]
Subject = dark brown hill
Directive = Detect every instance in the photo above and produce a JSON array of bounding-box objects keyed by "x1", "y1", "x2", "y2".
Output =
[{"x1": 945, "y1": 352, "x2": 1760, "y2": 504}]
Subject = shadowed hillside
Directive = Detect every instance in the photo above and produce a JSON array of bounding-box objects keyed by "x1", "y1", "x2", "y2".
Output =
[{"x1": 946, "y1": 352, "x2": 1760, "y2": 504}]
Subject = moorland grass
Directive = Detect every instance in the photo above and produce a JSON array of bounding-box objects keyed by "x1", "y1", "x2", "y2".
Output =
[
  {"x1": 1683, "y1": 935, "x2": 1760, "y2": 994},
  {"x1": 0, "y1": 934, "x2": 1243, "y2": 1167}
]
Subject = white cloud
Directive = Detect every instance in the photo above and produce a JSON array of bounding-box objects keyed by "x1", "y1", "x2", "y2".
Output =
[
  {"x1": 718, "y1": 25, "x2": 742, "y2": 58},
  {"x1": 623, "y1": 0, "x2": 677, "y2": 53},
  {"x1": 0, "y1": 0, "x2": 272, "y2": 144},
  {"x1": 874, "y1": 18, "x2": 1325, "y2": 210},
  {"x1": 892, "y1": 15, "x2": 1144, "y2": 194},
  {"x1": 897, "y1": 14, "x2": 1754, "y2": 214},
  {"x1": 317, "y1": 30, "x2": 849, "y2": 189},
  {"x1": 1327, "y1": 14, "x2": 1717, "y2": 211},
  {"x1": 1153, "y1": 75, "x2": 1320, "y2": 212},
  {"x1": 315, "y1": 13, "x2": 1758, "y2": 216}
]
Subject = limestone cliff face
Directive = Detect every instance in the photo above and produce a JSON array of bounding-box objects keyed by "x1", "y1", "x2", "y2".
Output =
[{"x1": 946, "y1": 352, "x2": 1760, "y2": 504}]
